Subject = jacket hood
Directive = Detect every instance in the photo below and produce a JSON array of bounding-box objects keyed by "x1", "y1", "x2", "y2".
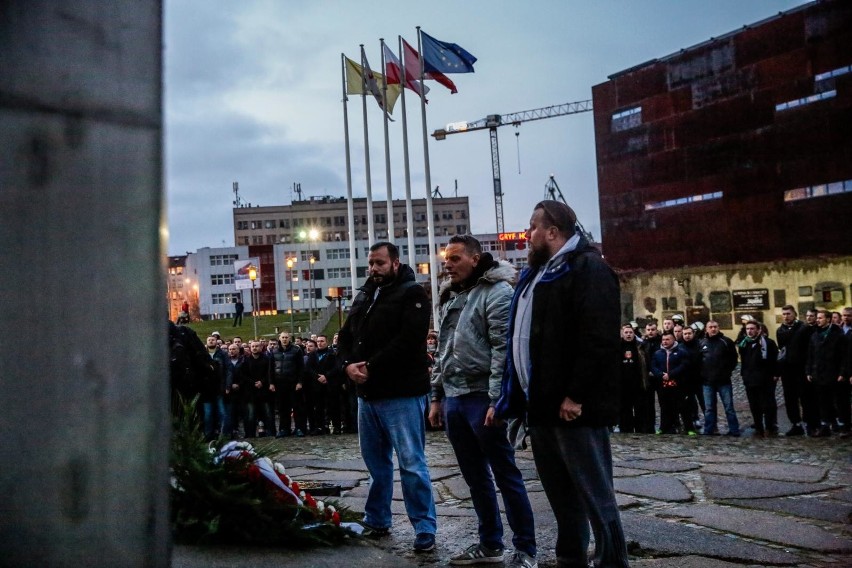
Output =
[{"x1": 438, "y1": 256, "x2": 516, "y2": 298}]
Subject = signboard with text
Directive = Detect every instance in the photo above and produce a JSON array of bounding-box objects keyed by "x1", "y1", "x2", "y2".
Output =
[{"x1": 732, "y1": 288, "x2": 769, "y2": 310}]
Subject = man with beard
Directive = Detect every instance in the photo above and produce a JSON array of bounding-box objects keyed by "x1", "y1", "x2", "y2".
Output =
[
  {"x1": 429, "y1": 235, "x2": 536, "y2": 568},
  {"x1": 618, "y1": 324, "x2": 649, "y2": 434},
  {"x1": 495, "y1": 201, "x2": 629, "y2": 568},
  {"x1": 337, "y1": 242, "x2": 437, "y2": 553}
]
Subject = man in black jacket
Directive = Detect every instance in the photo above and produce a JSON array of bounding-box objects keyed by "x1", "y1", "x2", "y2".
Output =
[
  {"x1": 699, "y1": 321, "x2": 740, "y2": 436},
  {"x1": 241, "y1": 340, "x2": 272, "y2": 438},
  {"x1": 270, "y1": 332, "x2": 305, "y2": 437},
  {"x1": 738, "y1": 320, "x2": 780, "y2": 437},
  {"x1": 337, "y1": 241, "x2": 436, "y2": 553},
  {"x1": 304, "y1": 334, "x2": 341, "y2": 435},
  {"x1": 806, "y1": 309, "x2": 849, "y2": 437},
  {"x1": 495, "y1": 201, "x2": 629, "y2": 568},
  {"x1": 776, "y1": 305, "x2": 807, "y2": 436}
]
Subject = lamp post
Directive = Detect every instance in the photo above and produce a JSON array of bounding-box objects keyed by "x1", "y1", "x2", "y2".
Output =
[
  {"x1": 308, "y1": 256, "x2": 316, "y2": 331},
  {"x1": 248, "y1": 266, "x2": 258, "y2": 340},
  {"x1": 286, "y1": 257, "x2": 296, "y2": 334}
]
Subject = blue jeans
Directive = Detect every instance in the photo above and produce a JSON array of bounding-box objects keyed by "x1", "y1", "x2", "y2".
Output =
[
  {"x1": 444, "y1": 393, "x2": 536, "y2": 556},
  {"x1": 358, "y1": 395, "x2": 436, "y2": 536},
  {"x1": 202, "y1": 396, "x2": 227, "y2": 439},
  {"x1": 703, "y1": 383, "x2": 740, "y2": 435}
]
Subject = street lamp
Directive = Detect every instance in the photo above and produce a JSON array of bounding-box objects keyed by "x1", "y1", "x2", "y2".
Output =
[
  {"x1": 286, "y1": 256, "x2": 296, "y2": 334},
  {"x1": 248, "y1": 266, "x2": 258, "y2": 339},
  {"x1": 308, "y1": 256, "x2": 316, "y2": 331}
]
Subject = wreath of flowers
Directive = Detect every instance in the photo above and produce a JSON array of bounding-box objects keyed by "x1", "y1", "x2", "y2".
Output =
[{"x1": 170, "y1": 400, "x2": 358, "y2": 547}]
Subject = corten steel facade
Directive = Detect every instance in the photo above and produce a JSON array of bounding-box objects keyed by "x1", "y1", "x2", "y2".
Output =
[{"x1": 593, "y1": 0, "x2": 852, "y2": 271}]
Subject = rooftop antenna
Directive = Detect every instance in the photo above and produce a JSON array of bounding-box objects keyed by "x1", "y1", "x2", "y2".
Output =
[
  {"x1": 454, "y1": 179, "x2": 458, "y2": 198},
  {"x1": 232, "y1": 181, "x2": 243, "y2": 208},
  {"x1": 294, "y1": 182, "x2": 303, "y2": 202}
]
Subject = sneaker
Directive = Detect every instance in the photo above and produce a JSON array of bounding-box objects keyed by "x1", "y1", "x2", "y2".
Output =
[
  {"x1": 687, "y1": 430, "x2": 697, "y2": 436},
  {"x1": 812, "y1": 425, "x2": 832, "y2": 438},
  {"x1": 359, "y1": 522, "x2": 390, "y2": 539},
  {"x1": 413, "y1": 532, "x2": 435, "y2": 553},
  {"x1": 450, "y1": 543, "x2": 504, "y2": 565},
  {"x1": 294, "y1": 429, "x2": 305, "y2": 438},
  {"x1": 506, "y1": 551, "x2": 538, "y2": 568},
  {"x1": 724, "y1": 431, "x2": 740, "y2": 437},
  {"x1": 785, "y1": 424, "x2": 805, "y2": 436}
]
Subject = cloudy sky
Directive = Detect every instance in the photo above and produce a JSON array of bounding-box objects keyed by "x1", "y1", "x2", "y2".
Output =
[{"x1": 164, "y1": 0, "x2": 807, "y2": 255}]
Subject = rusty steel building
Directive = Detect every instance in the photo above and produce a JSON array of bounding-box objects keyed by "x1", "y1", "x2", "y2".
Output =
[{"x1": 593, "y1": 0, "x2": 852, "y2": 271}]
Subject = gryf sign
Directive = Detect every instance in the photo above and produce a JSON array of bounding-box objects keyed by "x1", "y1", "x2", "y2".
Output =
[{"x1": 498, "y1": 232, "x2": 527, "y2": 241}]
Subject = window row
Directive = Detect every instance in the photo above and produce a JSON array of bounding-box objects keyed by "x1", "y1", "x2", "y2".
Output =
[
  {"x1": 209, "y1": 254, "x2": 239, "y2": 266},
  {"x1": 644, "y1": 191, "x2": 722, "y2": 211},
  {"x1": 784, "y1": 179, "x2": 851, "y2": 202}
]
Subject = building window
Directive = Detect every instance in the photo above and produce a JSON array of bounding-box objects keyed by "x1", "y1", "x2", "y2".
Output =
[
  {"x1": 264, "y1": 220, "x2": 276, "y2": 229},
  {"x1": 327, "y1": 267, "x2": 352, "y2": 279},
  {"x1": 415, "y1": 244, "x2": 430, "y2": 255},
  {"x1": 775, "y1": 90, "x2": 836, "y2": 112},
  {"x1": 644, "y1": 191, "x2": 722, "y2": 211},
  {"x1": 326, "y1": 248, "x2": 351, "y2": 260},
  {"x1": 784, "y1": 179, "x2": 851, "y2": 202},
  {"x1": 237, "y1": 221, "x2": 249, "y2": 230},
  {"x1": 300, "y1": 250, "x2": 320, "y2": 262},
  {"x1": 209, "y1": 254, "x2": 239, "y2": 266},
  {"x1": 815, "y1": 65, "x2": 851, "y2": 85},
  {"x1": 334, "y1": 216, "x2": 346, "y2": 226},
  {"x1": 211, "y1": 293, "x2": 237, "y2": 305},
  {"x1": 210, "y1": 273, "x2": 235, "y2": 286},
  {"x1": 611, "y1": 106, "x2": 641, "y2": 132}
]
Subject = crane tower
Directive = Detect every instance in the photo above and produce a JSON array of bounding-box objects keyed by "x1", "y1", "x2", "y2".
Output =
[{"x1": 432, "y1": 99, "x2": 592, "y2": 233}]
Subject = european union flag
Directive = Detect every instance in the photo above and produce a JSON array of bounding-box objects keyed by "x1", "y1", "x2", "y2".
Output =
[{"x1": 420, "y1": 30, "x2": 477, "y2": 74}]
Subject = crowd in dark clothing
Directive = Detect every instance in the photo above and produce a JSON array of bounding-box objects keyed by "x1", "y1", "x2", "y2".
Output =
[
  {"x1": 618, "y1": 306, "x2": 852, "y2": 438},
  {"x1": 191, "y1": 331, "x2": 358, "y2": 441}
]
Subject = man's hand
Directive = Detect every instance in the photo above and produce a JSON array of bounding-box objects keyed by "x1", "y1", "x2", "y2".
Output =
[
  {"x1": 484, "y1": 406, "x2": 501, "y2": 427},
  {"x1": 295, "y1": 383, "x2": 303, "y2": 391},
  {"x1": 346, "y1": 362, "x2": 369, "y2": 384},
  {"x1": 838, "y1": 375, "x2": 845, "y2": 383},
  {"x1": 231, "y1": 384, "x2": 240, "y2": 391},
  {"x1": 254, "y1": 380, "x2": 263, "y2": 389},
  {"x1": 807, "y1": 375, "x2": 813, "y2": 382},
  {"x1": 269, "y1": 384, "x2": 276, "y2": 393},
  {"x1": 317, "y1": 374, "x2": 328, "y2": 385},
  {"x1": 559, "y1": 396, "x2": 582, "y2": 422},
  {"x1": 428, "y1": 401, "x2": 443, "y2": 428}
]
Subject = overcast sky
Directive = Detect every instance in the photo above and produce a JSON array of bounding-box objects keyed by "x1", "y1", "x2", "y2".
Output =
[{"x1": 164, "y1": 0, "x2": 807, "y2": 255}]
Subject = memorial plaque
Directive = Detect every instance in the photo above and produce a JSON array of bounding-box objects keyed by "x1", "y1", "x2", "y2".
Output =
[
  {"x1": 732, "y1": 289, "x2": 769, "y2": 310},
  {"x1": 709, "y1": 291, "x2": 732, "y2": 312}
]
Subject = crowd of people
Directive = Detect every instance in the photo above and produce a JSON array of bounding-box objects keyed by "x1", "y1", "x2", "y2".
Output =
[
  {"x1": 618, "y1": 307, "x2": 852, "y2": 439},
  {"x1": 190, "y1": 330, "x2": 360, "y2": 442},
  {"x1": 169, "y1": 198, "x2": 849, "y2": 568}
]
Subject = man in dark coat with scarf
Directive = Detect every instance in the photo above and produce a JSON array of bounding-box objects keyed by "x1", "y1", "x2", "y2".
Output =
[{"x1": 495, "y1": 201, "x2": 630, "y2": 568}]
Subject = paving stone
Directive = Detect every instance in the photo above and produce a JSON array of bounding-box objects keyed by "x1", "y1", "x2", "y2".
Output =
[
  {"x1": 621, "y1": 511, "x2": 801, "y2": 565},
  {"x1": 665, "y1": 503, "x2": 852, "y2": 552},
  {"x1": 630, "y1": 555, "x2": 763, "y2": 568},
  {"x1": 284, "y1": 466, "x2": 323, "y2": 478},
  {"x1": 614, "y1": 466, "x2": 651, "y2": 477},
  {"x1": 298, "y1": 469, "x2": 368, "y2": 482},
  {"x1": 719, "y1": 496, "x2": 852, "y2": 524},
  {"x1": 441, "y1": 475, "x2": 471, "y2": 500},
  {"x1": 831, "y1": 487, "x2": 852, "y2": 503},
  {"x1": 391, "y1": 482, "x2": 443, "y2": 504},
  {"x1": 173, "y1": 541, "x2": 418, "y2": 568},
  {"x1": 693, "y1": 455, "x2": 763, "y2": 464},
  {"x1": 288, "y1": 458, "x2": 367, "y2": 470},
  {"x1": 615, "y1": 475, "x2": 693, "y2": 502},
  {"x1": 615, "y1": 458, "x2": 699, "y2": 473},
  {"x1": 702, "y1": 462, "x2": 827, "y2": 483},
  {"x1": 702, "y1": 473, "x2": 839, "y2": 499}
]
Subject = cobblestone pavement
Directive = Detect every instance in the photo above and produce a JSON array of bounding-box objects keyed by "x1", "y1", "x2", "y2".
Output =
[{"x1": 179, "y1": 379, "x2": 852, "y2": 568}]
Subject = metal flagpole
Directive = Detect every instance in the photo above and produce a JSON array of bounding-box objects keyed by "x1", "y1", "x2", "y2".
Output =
[
  {"x1": 341, "y1": 53, "x2": 358, "y2": 297},
  {"x1": 360, "y1": 45, "x2": 375, "y2": 246},
  {"x1": 399, "y1": 36, "x2": 417, "y2": 269},
  {"x1": 380, "y1": 38, "x2": 394, "y2": 243},
  {"x1": 416, "y1": 26, "x2": 440, "y2": 325}
]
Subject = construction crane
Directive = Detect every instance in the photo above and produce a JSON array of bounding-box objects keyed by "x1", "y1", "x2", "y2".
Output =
[
  {"x1": 432, "y1": 99, "x2": 593, "y2": 234},
  {"x1": 544, "y1": 174, "x2": 595, "y2": 243}
]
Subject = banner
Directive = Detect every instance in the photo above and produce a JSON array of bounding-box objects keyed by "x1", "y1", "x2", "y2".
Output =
[{"x1": 234, "y1": 258, "x2": 261, "y2": 290}]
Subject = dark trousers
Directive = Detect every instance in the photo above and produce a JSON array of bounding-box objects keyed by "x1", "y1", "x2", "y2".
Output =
[
  {"x1": 343, "y1": 379, "x2": 359, "y2": 433},
  {"x1": 640, "y1": 388, "x2": 657, "y2": 433},
  {"x1": 744, "y1": 382, "x2": 778, "y2": 433},
  {"x1": 619, "y1": 384, "x2": 653, "y2": 434},
  {"x1": 815, "y1": 379, "x2": 852, "y2": 427},
  {"x1": 232, "y1": 312, "x2": 243, "y2": 326},
  {"x1": 308, "y1": 380, "x2": 329, "y2": 433},
  {"x1": 658, "y1": 385, "x2": 690, "y2": 434},
  {"x1": 444, "y1": 393, "x2": 536, "y2": 556},
  {"x1": 530, "y1": 425, "x2": 630, "y2": 568},
  {"x1": 275, "y1": 380, "x2": 303, "y2": 435}
]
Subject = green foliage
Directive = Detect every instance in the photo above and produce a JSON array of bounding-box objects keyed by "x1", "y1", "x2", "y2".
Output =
[{"x1": 170, "y1": 397, "x2": 359, "y2": 548}]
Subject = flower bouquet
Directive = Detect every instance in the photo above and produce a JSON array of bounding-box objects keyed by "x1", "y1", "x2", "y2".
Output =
[{"x1": 170, "y1": 399, "x2": 359, "y2": 547}]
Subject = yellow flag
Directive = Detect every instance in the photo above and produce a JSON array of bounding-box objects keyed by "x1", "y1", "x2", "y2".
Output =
[{"x1": 345, "y1": 56, "x2": 401, "y2": 115}]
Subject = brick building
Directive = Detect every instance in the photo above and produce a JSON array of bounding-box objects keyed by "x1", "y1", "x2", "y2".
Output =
[{"x1": 593, "y1": 0, "x2": 852, "y2": 271}]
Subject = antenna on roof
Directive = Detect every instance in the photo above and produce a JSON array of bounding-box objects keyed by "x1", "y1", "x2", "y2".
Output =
[{"x1": 232, "y1": 181, "x2": 243, "y2": 208}]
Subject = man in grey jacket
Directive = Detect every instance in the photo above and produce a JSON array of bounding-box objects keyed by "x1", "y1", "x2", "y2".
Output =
[{"x1": 429, "y1": 235, "x2": 537, "y2": 568}]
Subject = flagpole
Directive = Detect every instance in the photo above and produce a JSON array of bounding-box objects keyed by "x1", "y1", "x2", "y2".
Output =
[
  {"x1": 341, "y1": 53, "x2": 357, "y2": 296},
  {"x1": 416, "y1": 26, "x2": 440, "y2": 325},
  {"x1": 360, "y1": 45, "x2": 375, "y2": 246},
  {"x1": 398, "y1": 36, "x2": 416, "y2": 270},
  {"x1": 379, "y1": 39, "x2": 395, "y2": 243}
]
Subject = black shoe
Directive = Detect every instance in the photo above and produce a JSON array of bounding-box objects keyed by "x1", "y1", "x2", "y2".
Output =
[
  {"x1": 413, "y1": 532, "x2": 435, "y2": 552},
  {"x1": 724, "y1": 431, "x2": 740, "y2": 437},
  {"x1": 276, "y1": 431, "x2": 291, "y2": 438},
  {"x1": 785, "y1": 425, "x2": 805, "y2": 436},
  {"x1": 812, "y1": 425, "x2": 832, "y2": 438},
  {"x1": 294, "y1": 429, "x2": 305, "y2": 437}
]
